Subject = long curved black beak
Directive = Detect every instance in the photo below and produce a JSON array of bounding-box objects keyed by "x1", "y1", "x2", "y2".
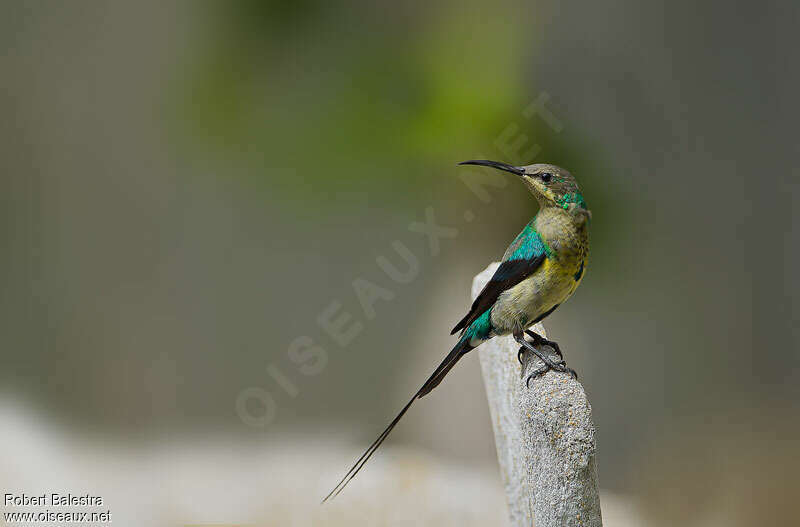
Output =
[{"x1": 458, "y1": 159, "x2": 525, "y2": 176}]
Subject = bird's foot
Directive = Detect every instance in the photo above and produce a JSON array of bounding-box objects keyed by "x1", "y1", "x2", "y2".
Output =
[
  {"x1": 525, "y1": 360, "x2": 578, "y2": 387},
  {"x1": 524, "y1": 330, "x2": 563, "y2": 360},
  {"x1": 517, "y1": 330, "x2": 563, "y2": 364},
  {"x1": 514, "y1": 331, "x2": 577, "y2": 386}
]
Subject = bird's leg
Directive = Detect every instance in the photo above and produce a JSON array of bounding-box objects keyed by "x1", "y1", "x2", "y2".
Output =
[
  {"x1": 524, "y1": 329, "x2": 563, "y2": 361},
  {"x1": 517, "y1": 329, "x2": 563, "y2": 363},
  {"x1": 513, "y1": 331, "x2": 564, "y2": 371},
  {"x1": 517, "y1": 330, "x2": 542, "y2": 364},
  {"x1": 513, "y1": 332, "x2": 577, "y2": 385}
]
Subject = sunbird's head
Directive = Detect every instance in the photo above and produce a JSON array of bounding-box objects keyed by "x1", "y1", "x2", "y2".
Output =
[{"x1": 458, "y1": 160, "x2": 588, "y2": 214}]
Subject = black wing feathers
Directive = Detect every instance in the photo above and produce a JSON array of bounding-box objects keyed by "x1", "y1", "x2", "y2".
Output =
[{"x1": 450, "y1": 255, "x2": 545, "y2": 335}]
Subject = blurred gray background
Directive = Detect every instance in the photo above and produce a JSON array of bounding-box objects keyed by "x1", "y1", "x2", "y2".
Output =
[{"x1": 1, "y1": 1, "x2": 798, "y2": 525}]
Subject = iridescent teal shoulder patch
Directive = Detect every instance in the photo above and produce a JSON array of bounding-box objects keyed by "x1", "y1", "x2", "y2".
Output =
[{"x1": 507, "y1": 224, "x2": 552, "y2": 260}]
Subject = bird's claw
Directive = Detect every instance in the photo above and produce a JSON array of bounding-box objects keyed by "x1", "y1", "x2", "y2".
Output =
[
  {"x1": 525, "y1": 363, "x2": 578, "y2": 387},
  {"x1": 517, "y1": 332, "x2": 577, "y2": 387},
  {"x1": 514, "y1": 330, "x2": 578, "y2": 388}
]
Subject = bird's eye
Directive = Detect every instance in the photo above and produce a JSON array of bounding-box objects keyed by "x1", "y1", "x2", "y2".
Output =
[{"x1": 539, "y1": 172, "x2": 553, "y2": 183}]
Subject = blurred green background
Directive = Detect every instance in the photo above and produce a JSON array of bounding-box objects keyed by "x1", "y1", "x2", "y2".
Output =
[{"x1": 1, "y1": 1, "x2": 798, "y2": 525}]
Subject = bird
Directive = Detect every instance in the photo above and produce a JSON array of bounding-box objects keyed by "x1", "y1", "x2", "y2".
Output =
[{"x1": 323, "y1": 159, "x2": 591, "y2": 502}]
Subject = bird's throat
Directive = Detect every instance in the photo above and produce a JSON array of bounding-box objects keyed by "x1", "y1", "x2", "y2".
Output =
[{"x1": 533, "y1": 206, "x2": 588, "y2": 258}]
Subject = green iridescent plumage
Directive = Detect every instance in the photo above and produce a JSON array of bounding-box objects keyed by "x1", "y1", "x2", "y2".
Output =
[
  {"x1": 505, "y1": 221, "x2": 553, "y2": 261},
  {"x1": 462, "y1": 308, "x2": 493, "y2": 341},
  {"x1": 555, "y1": 191, "x2": 587, "y2": 210},
  {"x1": 324, "y1": 160, "x2": 591, "y2": 502}
]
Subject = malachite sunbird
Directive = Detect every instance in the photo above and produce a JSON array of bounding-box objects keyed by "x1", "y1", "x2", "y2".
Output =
[{"x1": 324, "y1": 160, "x2": 591, "y2": 502}]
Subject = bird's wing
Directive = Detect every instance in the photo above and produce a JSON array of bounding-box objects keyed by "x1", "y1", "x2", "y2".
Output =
[{"x1": 451, "y1": 222, "x2": 549, "y2": 335}]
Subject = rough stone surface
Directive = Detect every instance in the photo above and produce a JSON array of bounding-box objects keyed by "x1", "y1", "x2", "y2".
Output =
[{"x1": 474, "y1": 263, "x2": 602, "y2": 527}]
